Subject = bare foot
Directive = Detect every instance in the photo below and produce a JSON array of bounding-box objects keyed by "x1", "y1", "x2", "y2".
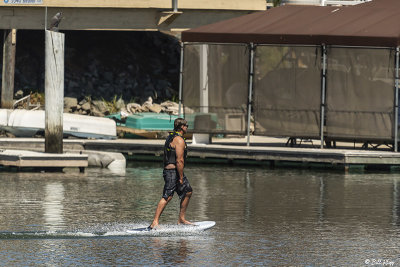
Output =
[
  {"x1": 149, "y1": 222, "x2": 159, "y2": 229},
  {"x1": 177, "y1": 219, "x2": 194, "y2": 225}
]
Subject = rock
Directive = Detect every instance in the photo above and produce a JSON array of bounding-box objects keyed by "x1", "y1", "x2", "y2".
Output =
[
  {"x1": 15, "y1": 90, "x2": 24, "y2": 99},
  {"x1": 127, "y1": 103, "x2": 141, "y2": 113},
  {"x1": 91, "y1": 107, "x2": 105, "y2": 117},
  {"x1": 161, "y1": 101, "x2": 179, "y2": 115},
  {"x1": 79, "y1": 98, "x2": 88, "y2": 105},
  {"x1": 161, "y1": 100, "x2": 179, "y2": 108},
  {"x1": 115, "y1": 98, "x2": 125, "y2": 111},
  {"x1": 64, "y1": 97, "x2": 78, "y2": 110},
  {"x1": 92, "y1": 100, "x2": 108, "y2": 114},
  {"x1": 149, "y1": 103, "x2": 162, "y2": 113},
  {"x1": 141, "y1": 105, "x2": 150, "y2": 112},
  {"x1": 5, "y1": 131, "x2": 15, "y2": 138},
  {"x1": 81, "y1": 102, "x2": 91, "y2": 111},
  {"x1": 13, "y1": 31, "x2": 181, "y2": 109}
]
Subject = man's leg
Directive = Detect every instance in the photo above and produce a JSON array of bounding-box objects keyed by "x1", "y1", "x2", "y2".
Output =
[
  {"x1": 150, "y1": 196, "x2": 172, "y2": 229},
  {"x1": 178, "y1": 191, "x2": 193, "y2": 225}
]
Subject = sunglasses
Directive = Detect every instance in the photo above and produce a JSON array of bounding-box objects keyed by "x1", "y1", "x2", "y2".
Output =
[{"x1": 183, "y1": 124, "x2": 189, "y2": 127}]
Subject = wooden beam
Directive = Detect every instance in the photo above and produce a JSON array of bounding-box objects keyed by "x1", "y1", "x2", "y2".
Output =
[
  {"x1": 0, "y1": 7, "x2": 257, "y2": 31},
  {"x1": 157, "y1": 11, "x2": 182, "y2": 26},
  {"x1": 1, "y1": 29, "x2": 16, "y2": 109},
  {"x1": 179, "y1": 0, "x2": 266, "y2": 10},
  {"x1": 0, "y1": 0, "x2": 266, "y2": 10},
  {"x1": 45, "y1": 30, "x2": 64, "y2": 153}
]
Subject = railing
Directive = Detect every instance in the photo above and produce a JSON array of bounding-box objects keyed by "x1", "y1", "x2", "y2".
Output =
[
  {"x1": 280, "y1": 0, "x2": 371, "y2": 5},
  {"x1": 322, "y1": 0, "x2": 371, "y2": 5}
]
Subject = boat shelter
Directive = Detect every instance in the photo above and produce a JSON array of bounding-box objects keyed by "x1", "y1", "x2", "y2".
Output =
[{"x1": 180, "y1": 0, "x2": 400, "y2": 150}]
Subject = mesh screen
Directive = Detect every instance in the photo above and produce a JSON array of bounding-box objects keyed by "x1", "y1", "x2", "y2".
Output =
[
  {"x1": 326, "y1": 47, "x2": 395, "y2": 140},
  {"x1": 253, "y1": 46, "x2": 322, "y2": 137},
  {"x1": 182, "y1": 44, "x2": 249, "y2": 134}
]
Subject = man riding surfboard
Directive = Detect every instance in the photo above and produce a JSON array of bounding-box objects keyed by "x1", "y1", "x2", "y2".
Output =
[{"x1": 148, "y1": 118, "x2": 193, "y2": 230}]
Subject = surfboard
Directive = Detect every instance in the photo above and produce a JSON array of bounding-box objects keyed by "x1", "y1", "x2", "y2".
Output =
[{"x1": 126, "y1": 221, "x2": 216, "y2": 234}]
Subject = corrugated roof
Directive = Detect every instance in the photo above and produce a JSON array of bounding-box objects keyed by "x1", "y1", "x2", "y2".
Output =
[{"x1": 182, "y1": 0, "x2": 400, "y2": 47}]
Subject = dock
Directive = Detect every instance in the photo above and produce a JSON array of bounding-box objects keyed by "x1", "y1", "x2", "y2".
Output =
[
  {"x1": 0, "y1": 136, "x2": 400, "y2": 171},
  {"x1": 0, "y1": 149, "x2": 88, "y2": 171}
]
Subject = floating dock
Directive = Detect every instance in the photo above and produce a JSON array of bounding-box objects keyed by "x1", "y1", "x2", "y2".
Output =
[
  {"x1": 0, "y1": 149, "x2": 88, "y2": 171},
  {"x1": 0, "y1": 137, "x2": 399, "y2": 171}
]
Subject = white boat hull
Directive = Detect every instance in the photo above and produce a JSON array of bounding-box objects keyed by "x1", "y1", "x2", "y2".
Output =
[{"x1": 0, "y1": 109, "x2": 116, "y2": 139}]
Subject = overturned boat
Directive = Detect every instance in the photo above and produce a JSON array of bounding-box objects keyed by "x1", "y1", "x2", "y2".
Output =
[{"x1": 0, "y1": 109, "x2": 117, "y2": 139}]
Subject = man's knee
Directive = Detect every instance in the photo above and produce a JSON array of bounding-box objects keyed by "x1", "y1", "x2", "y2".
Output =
[{"x1": 163, "y1": 195, "x2": 173, "y2": 202}]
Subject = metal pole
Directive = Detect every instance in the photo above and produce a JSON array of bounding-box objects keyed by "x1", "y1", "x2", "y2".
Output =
[
  {"x1": 45, "y1": 6, "x2": 47, "y2": 30},
  {"x1": 395, "y1": 47, "x2": 399, "y2": 152},
  {"x1": 246, "y1": 43, "x2": 255, "y2": 147},
  {"x1": 178, "y1": 42, "x2": 184, "y2": 117},
  {"x1": 320, "y1": 45, "x2": 327, "y2": 149},
  {"x1": 172, "y1": 0, "x2": 178, "y2": 12}
]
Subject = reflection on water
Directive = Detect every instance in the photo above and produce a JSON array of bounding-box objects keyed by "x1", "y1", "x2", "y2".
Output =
[
  {"x1": 0, "y1": 163, "x2": 399, "y2": 265},
  {"x1": 43, "y1": 183, "x2": 65, "y2": 231}
]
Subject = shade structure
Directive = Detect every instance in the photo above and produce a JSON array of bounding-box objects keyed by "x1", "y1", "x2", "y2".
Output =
[
  {"x1": 182, "y1": 0, "x2": 400, "y2": 47},
  {"x1": 181, "y1": 0, "x2": 400, "y2": 148}
]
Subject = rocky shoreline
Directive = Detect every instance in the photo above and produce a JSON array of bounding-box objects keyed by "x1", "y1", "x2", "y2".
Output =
[
  {"x1": 14, "y1": 30, "x2": 181, "y2": 104},
  {"x1": 63, "y1": 96, "x2": 182, "y2": 117},
  {"x1": 13, "y1": 91, "x2": 183, "y2": 117}
]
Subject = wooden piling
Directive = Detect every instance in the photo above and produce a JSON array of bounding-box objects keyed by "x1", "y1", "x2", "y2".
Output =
[
  {"x1": 1, "y1": 29, "x2": 17, "y2": 109},
  {"x1": 45, "y1": 30, "x2": 64, "y2": 153}
]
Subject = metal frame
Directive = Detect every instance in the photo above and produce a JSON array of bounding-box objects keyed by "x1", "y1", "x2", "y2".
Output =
[
  {"x1": 395, "y1": 47, "x2": 399, "y2": 152},
  {"x1": 178, "y1": 42, "x2": 184, "y2": 117},
  {"x1": 246, "y1": 43, "x2": 255, "y2": 146},
  {"x1": 328, "y1": 45, "x2": 392, "y2": 50},
  {"x1": 183, "y1": 42, "x2": 248, "y2": 47},
  {"x1": 320, "y1": 45, "x2": 327, "y2": 149}
]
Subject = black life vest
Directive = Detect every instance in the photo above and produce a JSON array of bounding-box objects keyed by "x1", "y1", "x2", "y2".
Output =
[{"x1": 163, "y1": 131, "x2": 187, "y2": 167}]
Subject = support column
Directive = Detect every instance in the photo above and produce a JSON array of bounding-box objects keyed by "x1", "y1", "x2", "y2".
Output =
[
  {"x1": 395, "y1": 47, "x2": 399, "y2": 152},
  {"x1": 320, "y1": 45, "x2": 327, "y2": 149},
  {"x1": 45, "y1": 30, "x2": 65, "y2": 153},
  {"x1": 199, "y1": 44, "x2": 209, "y2": 114},
  {"x1": 1, "y1": 29, "x2": 17, "y2": 109},
  {"x1": 172, "y1": 0, "x2": 178, "y2": 12},
  {"x1": 193, "y1": 44, "x2": 210, "y2": 144},
  {"x1": 246, "y1": 43, "x2": 255, "y2": 147},
  {"x1": 178, "y1": 42, "x2": 184, "y2": 117}
]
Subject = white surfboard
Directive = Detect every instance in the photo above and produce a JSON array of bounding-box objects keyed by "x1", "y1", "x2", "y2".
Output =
[{"x1": 126, "y1": 221, "x2": 215, "y2": 234}]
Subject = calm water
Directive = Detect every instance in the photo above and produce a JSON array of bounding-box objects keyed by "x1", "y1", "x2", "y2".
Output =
[{"x1": 0, "y1": 162, "x2": 400, "y2": 266}]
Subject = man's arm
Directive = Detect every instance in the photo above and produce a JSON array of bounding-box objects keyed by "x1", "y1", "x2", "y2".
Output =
[{"x1": 174, "y1": 137, "x2": 185, "y2": 184}]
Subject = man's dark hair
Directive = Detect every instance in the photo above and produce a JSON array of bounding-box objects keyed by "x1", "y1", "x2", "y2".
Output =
[{"x1": 174, "y1": 118, "x2": 187, "y2": 131}]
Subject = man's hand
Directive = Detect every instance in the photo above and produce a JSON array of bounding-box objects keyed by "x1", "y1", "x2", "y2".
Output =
[{"x1": 179, "y1": 178, "x2": 183, "y2": 184}]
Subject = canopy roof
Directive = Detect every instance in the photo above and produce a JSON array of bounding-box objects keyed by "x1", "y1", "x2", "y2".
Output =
[{"x1": 182, "y1": 0, "x2": 400, "y2": 47}]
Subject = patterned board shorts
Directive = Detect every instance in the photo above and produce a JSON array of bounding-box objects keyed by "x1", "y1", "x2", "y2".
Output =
[{"x1": 162, "y1": 169, "x2": 193, "y2": 200}]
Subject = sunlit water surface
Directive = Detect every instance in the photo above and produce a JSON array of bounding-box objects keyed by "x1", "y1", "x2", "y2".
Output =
[{"x1": 0, "y1": 162, "x2": 400, "y2": 266}]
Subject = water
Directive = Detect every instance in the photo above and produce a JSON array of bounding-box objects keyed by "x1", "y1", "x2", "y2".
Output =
[{"x1": 0, "y1": 163, "x2": 399, "y2": 266}]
